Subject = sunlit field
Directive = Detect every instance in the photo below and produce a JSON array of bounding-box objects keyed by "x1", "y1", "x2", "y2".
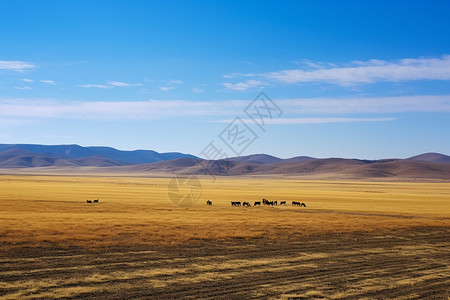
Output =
[
  {"x1": 0, "y1": 175, "x2": 449, "y2": 250},
  {"x1": 0, "y1": 175, "x2": 449, "y2": 299}
]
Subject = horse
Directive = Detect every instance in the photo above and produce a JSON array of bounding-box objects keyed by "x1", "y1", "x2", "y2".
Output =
[
  {"x1": 254, "y1": 201, "x2": 261, "y2": 206},
  {"x1": 274, "y1": 200, "x2": 278, "y2": 206},
  {"x1": 93, "y1": 199, "x2": 99, "y2": 203},
  {"x1": 235, "y1": 201, "x2": 241, "y2": 206},
  {"x1": 301, "y1": 202, "x2": 306, "y2": 207},
  {"x1": 207, "y1": 200, "x2": 212, "y2": 206},
  {"x1": 86, "y1": 200, "x2": 92, "y2": 203},
  {"x1": 280, "y1": 201, "x2": 286, "y2": 205},
  {"x1": 243, "y1": 202, "x2": 251, "y2": 207}
]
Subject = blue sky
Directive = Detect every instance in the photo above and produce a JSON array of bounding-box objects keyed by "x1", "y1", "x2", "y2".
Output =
[{"x1": 1, "y1": 0, "x2": 449, "y2": 159}]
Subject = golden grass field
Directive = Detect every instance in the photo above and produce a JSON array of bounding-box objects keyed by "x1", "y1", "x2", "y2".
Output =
[{"x1": 0, "y1": 174, "x2": 449, "y2": 299}]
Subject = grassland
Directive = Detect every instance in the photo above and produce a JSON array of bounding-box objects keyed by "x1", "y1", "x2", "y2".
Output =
[{"x1": 0, "y1": 175, "x2": 449, "y2": 299}]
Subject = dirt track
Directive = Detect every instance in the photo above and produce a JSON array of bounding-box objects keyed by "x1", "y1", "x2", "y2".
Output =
[{"x1": 1, "y1": 226, "x2": 449, "y2": 299}]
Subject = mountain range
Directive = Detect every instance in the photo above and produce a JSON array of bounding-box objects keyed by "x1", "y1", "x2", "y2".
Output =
[{"x1": 1, "y1": 144, "x2": 450, "y2": 180}]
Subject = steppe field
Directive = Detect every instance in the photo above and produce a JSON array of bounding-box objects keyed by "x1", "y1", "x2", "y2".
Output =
[{"x1": 0, "y1": 174, "x2": 449, "y2": 299}]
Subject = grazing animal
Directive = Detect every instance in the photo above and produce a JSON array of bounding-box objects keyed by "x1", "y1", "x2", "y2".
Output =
[
  {"x1": 280, "y1": 201, "x2": 286, "y2": 206},
  {"x1": 231, "y1": 201, "x2": 236, "y2": 206},
  {"x1": 274, "y1": 200, "x2": 278, "y2": 206},
  {"x1": 292, "y1": 201, "x2": 300, "y2": 206},
  {"x1": 262, "y1": 198, "x2": 268, "y2": 205},
  {"x1": 254, "y1": 201, "x2": 261, "y2": 206},
  {"x1": 93, "y1": 199, "x2": 99, "y2": 203},
  {"x1": 301, "y1": 202, "x2": 306, "y2": 207},
  {"x1": 243, "y1": 202, "x2": 251, "y2": 207},
  {"x1": 235, "y1": 201, "x2": 241, "y2": 206},
  {"x1": 207, "y1": 200, "x2": 212, "y2": 206},
  {"x1": 86, "y1": 200, "x2": 92, "y2": 203}
]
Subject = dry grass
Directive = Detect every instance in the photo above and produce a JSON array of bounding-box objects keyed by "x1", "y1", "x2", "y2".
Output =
[{"x1": 0, "y1": 175, "x2": 449, "y2": 251}]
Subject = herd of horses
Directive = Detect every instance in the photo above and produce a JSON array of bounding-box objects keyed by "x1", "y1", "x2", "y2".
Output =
[
  {"x1": 206, "y1": 198, "x2": 306, "y2": 207},
  {"x1": 85, "y1": 198, "x2": 305, "y2": 207}
]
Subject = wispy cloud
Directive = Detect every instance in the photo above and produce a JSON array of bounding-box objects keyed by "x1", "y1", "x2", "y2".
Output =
[
  {"x1": 216, "y1": 117, "x2": 394, "y2": 124},
  {"x1": 78, "y1": 81, "x2": 143, "y2": 88},
  {"x1": 41, "y1": 80, "x2": 56, "y2": 85},
  {"x1": 222, "y1": 80, "x2": 263, "y2": 91},
  {"x1": 168, "y1": 80, "x2": 184, "y2": 85},
  {"x1": 222, "y1": 72, "x2": 255, "y2": 79},
  {"x1": 22, "y1": 78, "x2": 34, "y2": 82},
  {"x1": 160, "y1": 86, "x2": 175, "y2": 91},
  {"x1": 14, "y1": 86, "x2": 32, "y2": 90},
  {"x1": 77, "y1": 84, "x2": 113, "y2": 89},
  {"x1": 107, "y1": 81, "x2": 143, "y2": 87},
  {"x1": 0, "y1": 98, "x2": 242, "y2": 119},
  {"x1": 279, "y1": 95, "x2": 450, "y2": 114},
  {"x1": 1, "y1": 95, "x2": 449, "y2": 121},
  {"x1": 0, "y1": 60, "x2": 35, "y2": 72},
  {"x1": 192, "y1": 87, "x2": 204, "y2": 93},
  {"x1": 262, "y1": 55, "x2": 450, "y2": 86}
]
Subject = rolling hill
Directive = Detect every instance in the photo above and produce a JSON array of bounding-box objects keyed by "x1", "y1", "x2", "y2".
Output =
[
  {"x1": 0, "y1": 144, "x2": 449, "y2": 180},
  {"x1": 0, "y1": 144, "x2": 197, "y2": 167}
]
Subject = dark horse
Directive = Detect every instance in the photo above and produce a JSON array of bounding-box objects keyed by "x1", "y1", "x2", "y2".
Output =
[
  {"x1": 254, "y1": 201, "x2": 261, "y2": 206},
  {"x1": 207, "y1": 200, "x2": 212, "y2": 206},
  {"x1": 86, "y1": 200, "x2": 92, "y2": 203},
  {"x1": 243, "y1": 202, "x2": 251, "y2": 207}
]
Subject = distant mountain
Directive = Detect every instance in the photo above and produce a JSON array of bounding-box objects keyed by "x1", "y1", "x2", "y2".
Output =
[
  {"x1": 0, "y1": 144, "x2": 198, "y2": 167},
  {"x1": 407, "y1": 152, "x2": 450, "y2": 164},
  {"x1": 227, "y1": 154, "x2": 283, "y2": 164},
  {"x1": 227, "y1": 154, "x2": 316, "y2": 164},
  {"x1": 1, "y1": 145, "x2": 449, "y2": 180},
  {"x1": 114, "y1": 156, "x2": 450, "y2": 180}
]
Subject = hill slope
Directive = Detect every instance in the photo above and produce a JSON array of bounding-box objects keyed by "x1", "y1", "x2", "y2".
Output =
[{"x1": 0, "y1": 144, "x2": 198, "y2": 167}]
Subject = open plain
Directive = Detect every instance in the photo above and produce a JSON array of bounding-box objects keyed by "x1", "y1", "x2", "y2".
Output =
[{"x1": 0, "y1": 174, "x2": 449, "y2": 299}]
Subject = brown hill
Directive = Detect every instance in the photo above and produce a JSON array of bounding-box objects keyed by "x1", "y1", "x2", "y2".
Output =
[{"x1": 408, "y1": 152, "x2": 450, "y2": 164}]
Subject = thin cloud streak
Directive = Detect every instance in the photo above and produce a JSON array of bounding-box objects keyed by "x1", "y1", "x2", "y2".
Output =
[
  {"x1": 77, "y1": 84, "x2": 113, "y2": 89},
  {"x1": 264, "y1": 55, "x2": 450, "y2": 86},
  {"x1": 279, "y1": 95, "x2": 450, "y2": 114},
  {"x1": 216, "y1": 117, "x2": 395, "y2": 124},
  {"x1": 0, "y1": 60, "x2": 35, "y2": 72},
  {"x1": 107, "y1": 81, "x2": 143, "y2": 87},
  {"x1": 1, "y1": 95, "x2": 449, "y2": 120},
  {"x1": 226, "y1": 55, "x2": 450, "y2": 87},
  {"x1": 41, "y1": 80, "x2": 56, "y2": 85},
  {"x1": 222, "y1": 80, "x2": 263, "y2": 91}
]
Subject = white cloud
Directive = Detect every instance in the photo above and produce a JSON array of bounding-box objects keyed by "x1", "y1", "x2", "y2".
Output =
[
  {"x1": 14, "y1": 86, "x2": 32, "y2": 90},
  {"x1": 0, "y1": 60, "x2": 35, "y2": 72},
  {"x1": 168, "y1": 80, "x2": 184, "y2": 85},
  {"x1": 222, "y1": 72, "x2": 255, "y2": 79},
  {"x1": 1, "y1": 95, "x2": 449, "y2": 121},
  {"x1": 22, "y1": 79, "x2": 34, "y2": 82},
  {"x1": 107, "y1": 81, "x2": 143, "y2": 87},
  {"x1": 262, "y1": 55, "x2": 450, "y2": 86},
  {"x1": 216, "y1": 117, "x2": 394, "y2": 124},
  {"x1": 192, "y1": 87, "x2": 204, "y2": 93},
  {"x1": 278, "y1": 95, "x2": 450, "y2": 114},
  {"x1": 41, "y1": 80, "x2": 56, "y2": 85},
  {"x1": 0, "y1": 98, "x2": 242, "y2": 119},
  {"x1": 77, "y1": 84, "x2": 113, "y2": 89},
  {"x1": 160, "y1": 86, "x2": 175, "y2": 91},
  {"x1": 222, "y1": 80, "x2": 263, "y2": 91}
]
